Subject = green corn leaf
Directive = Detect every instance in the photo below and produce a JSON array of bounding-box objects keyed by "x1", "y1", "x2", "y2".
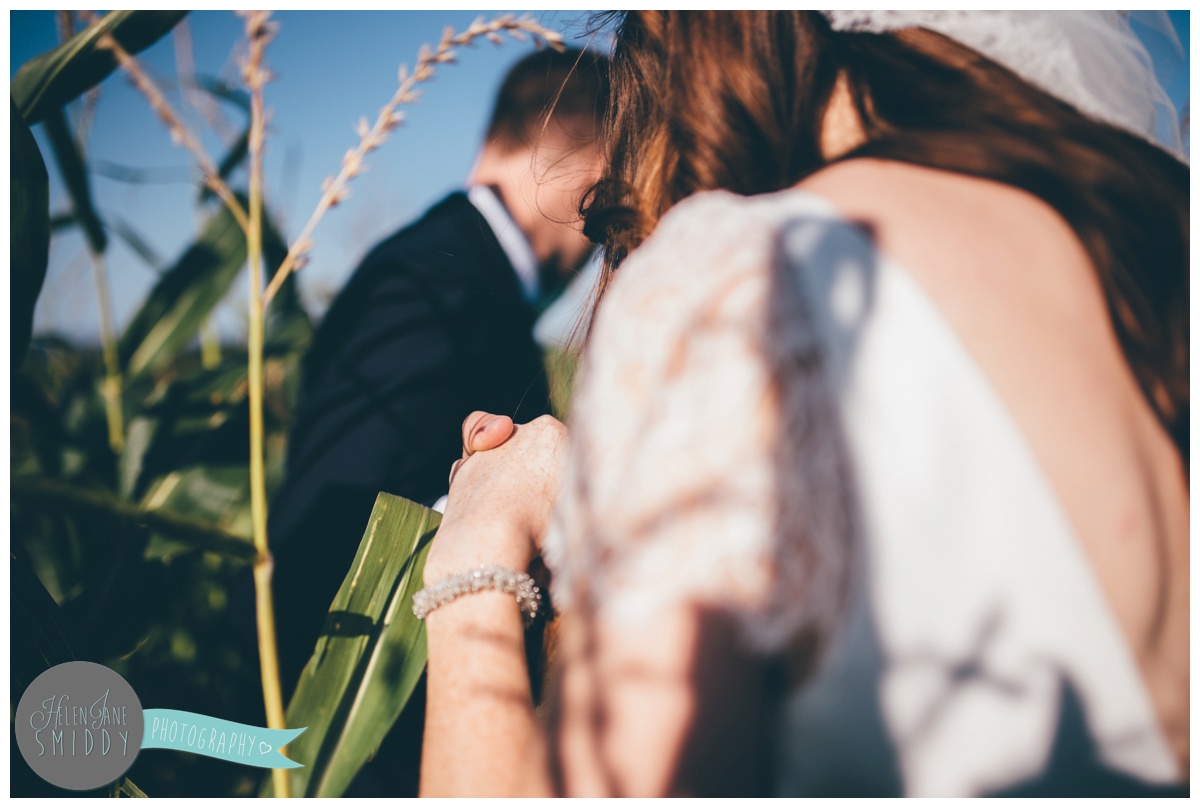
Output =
[
  {"x1": 42, "y1": 107, "x2": 106, "y2": 254},
  {"x1": 120, "y1": 351, "x2": 300, "y2": 554},
  {"x1": 125, "y1": 359, "x2": 255, "y2": 550},
  {"x1": 109, "y1": 773, "x2": 147, "y2": 792},
  {"x1": 162, "y1": 74, "x2": 250, "y2": 113},
  {"x1": 111, "y1": 216, "x2": 165, "y2": 272},
  {"x1": 48, "y1": 210, "x2": 76, "y2": 231},
  {"x1": 263, "y1": 494, "x2": 439, "y2": 797},
  {"x1": 12, "y1": 476, "x2": 254, "y2": 564},
  {"x1": 12, "y1": 544, "x2": 154, "y2": 797},
  {"x1": 119, "y1": 198, "x2": 249, "y2": 379},
  {"x1": 92, "y1": 159, "x2": 192, "y2": 185},
  {"x1": 10, "y1": 543, "x2": 78, "y2": 698},
  {"x1": 11, "y1": 99, "x2": 51, "y2": 370},
  {"x1": 138, "y1": 466, "x2": 253, "y2": 562},
  {"x1": 119, "y1": 197, "x2": 297, "y2": 380},
  {"x1": 12, "y1": 10, "x2": 188, "y2": 124},
  {"x1": 190, "y1": 75, "x2": 250, "y2": 111},
  {"x1": 199, "y1": 126, "x2": 251, "y2": 203},
  {"x1": 544, "y1": 347, "x2": 581, "y2": 421}
]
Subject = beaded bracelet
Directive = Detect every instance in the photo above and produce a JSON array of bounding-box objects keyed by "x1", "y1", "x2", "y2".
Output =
[{"x1": 412, "y1": 565, "x2": 542, "y2": 626}]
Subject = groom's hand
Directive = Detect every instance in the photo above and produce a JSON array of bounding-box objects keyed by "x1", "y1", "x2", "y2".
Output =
[
  {"x1": 462, "y1": 410, "x2": 515, "y2": 456},
  {"x1": 427, "y1": 412, "x2": 568, "y2": 585},
  {"x1": 449, "y1": 411, "x2": 516, "y2": 489}
]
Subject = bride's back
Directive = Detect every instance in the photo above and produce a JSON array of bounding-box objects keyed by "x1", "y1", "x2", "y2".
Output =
[
  {"x1": 572, "y1": 11, "x2": 1188, "y2": 795},
  {"x1": 799, "y1": 158, "x2": 1189, "y2": 772}
]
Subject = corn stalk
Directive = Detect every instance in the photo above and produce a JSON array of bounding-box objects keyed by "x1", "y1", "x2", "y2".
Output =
[{"x1": 238, "y1": 10, "x2": 291, "y2": 798}]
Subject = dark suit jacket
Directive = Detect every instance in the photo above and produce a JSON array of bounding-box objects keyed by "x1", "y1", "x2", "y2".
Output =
[{"x1": 258, "y1": 191, "x2": 552, "y2": 696}]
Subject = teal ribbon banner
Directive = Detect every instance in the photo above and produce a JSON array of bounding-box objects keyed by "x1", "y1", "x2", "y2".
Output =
[{"x1": 142, "y1": 709, "x2": 305, "y2": 769}]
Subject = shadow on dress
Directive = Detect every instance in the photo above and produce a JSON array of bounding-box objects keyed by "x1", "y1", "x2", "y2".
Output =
[{"x1": 764, "y1": 212, "x2": 1183, "y2": 797}]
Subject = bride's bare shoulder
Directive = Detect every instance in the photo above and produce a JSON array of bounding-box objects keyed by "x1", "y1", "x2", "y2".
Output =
[
  {"x1": 796, "y1": 157, "x2": 1061, "y2": 222},
  {"x1": 793, "y1": 158, "x2": 1094, "y2": 289}
]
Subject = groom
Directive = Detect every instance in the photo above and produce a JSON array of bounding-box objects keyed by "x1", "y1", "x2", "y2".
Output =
[{"x1": 262, "y1": 47, "x2": 608, "y2": 705}]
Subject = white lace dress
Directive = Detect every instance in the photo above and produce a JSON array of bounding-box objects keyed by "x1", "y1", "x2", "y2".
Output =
[{"x1": 542, "y1": 189, "x2": 1181, "y2": 796}]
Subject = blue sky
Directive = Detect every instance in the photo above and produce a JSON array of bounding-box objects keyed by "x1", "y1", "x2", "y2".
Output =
[
  {"x1": 11, "y1": 10, "x2": 606, "y2": 342},
  {"x1": 9, "y1": 11, "x2": 1190, "y2": 345}
]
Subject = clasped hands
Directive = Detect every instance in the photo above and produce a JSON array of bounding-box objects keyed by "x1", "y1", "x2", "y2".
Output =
[{"x1": 424, "y1": 411, "x2": 568, "y2": 586}]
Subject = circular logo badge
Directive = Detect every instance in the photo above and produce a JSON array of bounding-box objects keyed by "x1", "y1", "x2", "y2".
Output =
[{"x1": 15, "y1": 661, "x2": 144, "y2": 791}]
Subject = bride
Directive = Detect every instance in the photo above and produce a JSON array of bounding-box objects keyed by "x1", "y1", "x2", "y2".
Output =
[{"x1": 412, "y1": 11, "x2": 1188, "y2": 796}]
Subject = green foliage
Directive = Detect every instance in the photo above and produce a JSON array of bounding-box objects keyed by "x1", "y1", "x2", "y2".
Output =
[
  {"x1": 183, "y1": 76, "x2": 250, "y2": 113},
  {"x1": 11, "y1": 545, "x2": 149, "y2": 799},
  {"x1": 12, "y1": 340, "x2": 282, "y2": 797},
  {"x1": 117, "y1": 194, "x2": 297, "y2": 381},
  {"x1": 42, "y1": 107, "x2": 106, "y2": 253},
  {"x1": 11, "y1": 8, "x2": 322, "y2": 798},
  {"x1": 10, "y1": 99, "x2": 50, "y2": 370},
  {"x1": 11, "y1": 10, "x2": 189, "y2": 124},
  {"x1": 113, "y1": 777, "x2": 149, "y2": 798},
  {"x1": 119, "y1": 199, "x2": 250, "y2": 378},
  {"x1": 10, "y1": 545, "x2": 78, "y2": 699},
  {"x1": 202, "y1": 126, "x2": 252, "y2": 203},
  {"x1": 110, "y1": 217, "x2": 165, "y2": 272},
  {"x1": 265, "y1": 494, "x2": 440, "y2": 797},
  {"x1": 11, "y1": 10, "x2": 569, "y2": 798},
  {"x1": 545, "y1": 348, "x2": 581, "y2": 421},
  {"x1": 13, "y1": 477, "x2": 254, "y2": 564}
]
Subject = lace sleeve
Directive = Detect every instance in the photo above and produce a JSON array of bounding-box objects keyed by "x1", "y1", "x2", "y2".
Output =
[{"x1": 543, "y1": 191, "x2": 856, "y2": 651}]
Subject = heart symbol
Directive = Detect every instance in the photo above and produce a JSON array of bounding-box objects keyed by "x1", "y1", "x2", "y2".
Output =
[{"x1": 259, "y1": 741, "x2": 273, "y2": 755}]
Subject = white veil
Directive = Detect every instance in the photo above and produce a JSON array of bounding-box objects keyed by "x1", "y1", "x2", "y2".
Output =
[{"x1": 822, "y1": 11, "x2": 1188, "y2": 163}]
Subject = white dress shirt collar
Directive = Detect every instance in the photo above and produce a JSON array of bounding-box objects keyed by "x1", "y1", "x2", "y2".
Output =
[{"x1": 467, "y1": 184, "x2": 539, "y2": 302}]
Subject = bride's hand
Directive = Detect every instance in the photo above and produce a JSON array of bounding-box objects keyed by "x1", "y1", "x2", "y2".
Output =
[{"x1": 424, "y1": 412, "x2": 568, "y2": 584}]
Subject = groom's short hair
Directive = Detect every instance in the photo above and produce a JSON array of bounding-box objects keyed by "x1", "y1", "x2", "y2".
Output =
[{"x1": 484, "y1": 47, "x2": 609, "y2": 152}]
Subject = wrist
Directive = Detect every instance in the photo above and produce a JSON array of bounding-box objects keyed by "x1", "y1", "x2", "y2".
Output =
[
  {"x1": 414, "y1": 564, "x2": 542, "y2": 625},
  {"x1": 423, "y1": 551, "x2": 533, "y2": 588},
  {"x1": 423, "y1": 522, "x2": 533, "y2": 586}
]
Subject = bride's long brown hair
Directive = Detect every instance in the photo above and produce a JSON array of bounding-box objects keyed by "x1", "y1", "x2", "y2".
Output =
[{"x1": 581, "y1": 10, "x2": 1189, "y2": 465}]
